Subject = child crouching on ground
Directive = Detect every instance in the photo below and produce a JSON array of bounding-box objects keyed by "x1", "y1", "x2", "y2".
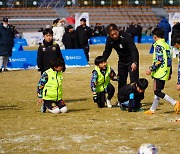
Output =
[
  {"x1": 37, "y1": 58, "x2": 67, "y2": 114},
  {"x1": 90, "y1": 56, "x2": 117, "y2": 108},
  {"x1": 118, "y1": 78, "x2": 148, "y2": 112}
]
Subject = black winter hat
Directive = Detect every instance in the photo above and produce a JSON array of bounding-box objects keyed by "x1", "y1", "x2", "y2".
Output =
[
  {"x1": 80, "y1": 18, "x2": 86, "y2": 22},
  {"x1": 67, "y1": 25, "x2": 73, "y2": 31},
  {"x1": 2, "y1": 17, "x2": 8, "y2": 22}
]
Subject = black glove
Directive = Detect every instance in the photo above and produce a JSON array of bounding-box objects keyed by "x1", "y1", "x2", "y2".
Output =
[{"x1": 93, "y1": 93, "x2": 98, "y2": 102}]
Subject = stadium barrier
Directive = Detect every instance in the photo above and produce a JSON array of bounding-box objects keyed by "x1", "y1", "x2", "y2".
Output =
[
  {"x1": 90, "y1": 36, "x2": 154, "y2": 44},
  {"x1": 8, "y1": 40, "x2": 88, "y2": 69}
]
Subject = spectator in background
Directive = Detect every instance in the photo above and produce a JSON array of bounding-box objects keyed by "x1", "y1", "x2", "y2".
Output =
[
  {"x1": 75, "y1": 18, "x2": 92, "y2": 62},
  {"x1": 158, "y1": 16, "x2": 171, "y2": 42},
  {"x1": 136, "y1": 23, "x2": 143, "y2": 43},
  {"x1": 146, "y1": 26, "x2": 153, "y2": 36},
  {"x1": 94, "y1": 23, "x2": 101, "y2": 36},
  {"x1": 127, "y1": 22, "x2": 136, "y2": 41},
  {"x1": 171, "y1": 22, "x2": 180, "y2": 58},
  {"x1": 0, "y1": 17, "x2": 14, "y2": 72},
  {"x1": 62, "y1": 25, "x2": 76, "y2": 49},
  {"x1": 52, "y1": 18, "x2": 66, "y2": 50},
  {"x1": 171, "y1": 22, "x2": 180, "y2": 46},
  {"x1": 100, "y1": 25, "x2": 107, "y2": 36}
]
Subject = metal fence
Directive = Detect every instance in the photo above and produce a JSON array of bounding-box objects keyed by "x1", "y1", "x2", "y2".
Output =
[{"x1": 0, "y1": 0, "x2": 179, "y2": 8}]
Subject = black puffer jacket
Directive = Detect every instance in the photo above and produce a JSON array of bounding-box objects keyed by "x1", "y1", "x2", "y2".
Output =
[{"x1": 0, "y1": 23, "x2": 14, "y2": 57}]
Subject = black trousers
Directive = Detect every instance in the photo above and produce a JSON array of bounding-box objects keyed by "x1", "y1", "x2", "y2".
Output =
[
  {"x1": 118, "y1": 62, "x2": 139, "y2": 89},
  {"x1": 153, "y1": 78, "x2": 165, "y2": 99},
  {"x1": 97, "y1": 83, "x2": 115, "y2": 108},
  {"x1": 79, "y1": 44, "x2": 89, "y2": 62},
  {"x1": 137, "y1": 34, "x2": 142, "y2": 43},
  {"x1": 44, "y1": 100, "x2": 66, "y2": 110}
]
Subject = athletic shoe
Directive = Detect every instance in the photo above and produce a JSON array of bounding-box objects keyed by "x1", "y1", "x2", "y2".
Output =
[
  {"x1": 114, "y1": 102, "x2": 120, "y2": 107},
  {"x1": 174, "y1": 101, "x2": 180, "y2": 114},
  {"x1": 106, "y1": 99, "x2": 112, "y2": 108},
  {"x1": 41, "y1": 103, "x2": 46, "y2": 113},
  {"x1": 119, "y1": 103, "x2": 126, "y2": 111},
  {"x1": 144, "y1": 110, "x2": 155, "y2": 114},
  {"x1": 4, "y1": 69, "x2": 8, "y2": 72},
  {"x1": 0, "y1": 69, "x2": 2, "y2": 73}
]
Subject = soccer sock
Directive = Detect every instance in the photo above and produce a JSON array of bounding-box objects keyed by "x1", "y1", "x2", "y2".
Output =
[
  {"x1": 150, "y1": 95, "x2": 160, "y2": 111},
  {"x1": 163, "y1": 94, "x2": 176, "y2": 106}
]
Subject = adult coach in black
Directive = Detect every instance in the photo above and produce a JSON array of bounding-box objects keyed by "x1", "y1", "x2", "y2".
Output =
[
  {"x1": 75, "y1": 18, "x2": 92, "y2": 62},
  {"x1": 102, "y1": 24, "x2": 139, "y2": 90}
]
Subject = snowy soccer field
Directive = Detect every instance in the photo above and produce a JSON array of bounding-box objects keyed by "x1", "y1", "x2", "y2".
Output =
[{"x1": 0, "y1": 44, "x2": 179, "y2": 153}]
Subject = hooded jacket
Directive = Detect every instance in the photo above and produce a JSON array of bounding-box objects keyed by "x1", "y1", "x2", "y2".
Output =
[
  {"x1": 0, "y1": 23, "x2": 14, "y2": 56},
  {"x1": 158, "y1": 17, "x2": 171, "y2": 41}
]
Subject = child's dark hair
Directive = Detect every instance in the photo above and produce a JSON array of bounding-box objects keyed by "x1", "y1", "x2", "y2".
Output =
[
  {"x1": 49, "y1": 58, "x2": 65, "y2": 71},
  {"x1": 106, "y1": 24, "x2": 119, "y2": 35},
  {"x1": 43, "y1": 28, "x2": 53, "y2": 36},
  {"x1": 173, "y1": 34, "x2": 180, "y2": 44},
  {"x1": 94, "y1": 56, "x2": 106, "y2": 65},
  {"x1": 136, "y1": 78, "x2": 148, "y2": 90},
  {"x1": 152, "y1": 27, "x2": 164, "y2": 38}
]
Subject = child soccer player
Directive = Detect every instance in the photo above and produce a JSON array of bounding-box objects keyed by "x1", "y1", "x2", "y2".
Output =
[
  {"x1": 37, "y1": 58, "x2": 67, "y2": 114},
  {"x1": 145, "y1": 28, "x2": 180, "y2": 114},
  {"x1": 173, "y1": 35, "x2": 180, "y2": 91},
  {"x1": 37, "y1": 28, "x2": 65, "y2": 75},
  {"x1": 118, "y1": 78, "x2": 148, "y2": 112},
  {"x1": 90, "y1": 56, "x2": 117, "y2": 108}
]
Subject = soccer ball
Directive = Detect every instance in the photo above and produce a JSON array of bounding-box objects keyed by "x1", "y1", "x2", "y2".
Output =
[{"x1": 138, "y1": 143, "x2": 158, "y2": 154}]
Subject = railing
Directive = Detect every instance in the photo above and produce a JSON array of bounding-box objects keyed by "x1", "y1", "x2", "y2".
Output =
[{"x1": 0, "y1": 0, "x2": 179, "y2": 8}]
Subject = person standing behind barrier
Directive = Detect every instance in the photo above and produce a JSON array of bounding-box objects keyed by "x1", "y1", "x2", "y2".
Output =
[
  {"x1": 157, "y1": 16, "x2": 171, "y2": 42},
  {"x1": 0, "y1": 17, "x2": 14, "y2": 72},
  {"x1": 136, "y1": 23, "x2": 143, "y2": 43},
  {"x1": 102, "y1": 24, "x2": 139, "y2": 92},
  {"x1": 62, "y1": 25, "x2": 76, "y2": 49},
  {"x1": 75, "y1": 18, "x2": 92, "y2": 62},
  {"x1": 37, "y1": 28, "x2": 65, "y2": 75},
  {"x1": 52, "y1": 18, "x2": 66, "y2": 50}
]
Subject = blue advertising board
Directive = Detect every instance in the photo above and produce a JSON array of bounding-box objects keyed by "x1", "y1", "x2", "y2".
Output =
[
  {"x1": 7, "y1": 47, "x2": 88, "y2": 69},
  {"x1": 90, "y1": 36, "x2": 107, "y2": 44},
  {"x1": 61, "y1": 49, "x2": 88, "y2": 66},
  {"x1": 14, "y1": 38, "x2": 28, "y2": 46},
  {"x1": 8, "y1": 50, "x2": 37, "y2": 69}
]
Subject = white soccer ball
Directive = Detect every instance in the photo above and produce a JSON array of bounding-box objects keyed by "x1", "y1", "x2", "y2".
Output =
[{"x1": 138, "y1": 143, "x2": 158, "y2": 154}]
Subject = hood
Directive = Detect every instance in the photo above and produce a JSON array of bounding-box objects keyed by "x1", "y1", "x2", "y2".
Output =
[{"x1": 161, "y1": 17, "x2": 168, "y2": 23}]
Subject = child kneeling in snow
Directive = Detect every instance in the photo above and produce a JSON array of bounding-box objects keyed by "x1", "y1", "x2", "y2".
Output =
[{"x1": 37, "y1": 58, "x2": 67, "y2": 114}]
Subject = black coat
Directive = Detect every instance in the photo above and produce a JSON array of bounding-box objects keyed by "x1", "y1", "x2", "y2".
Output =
[
  {"x1": 37, "y1": 40, "x2": 64, "y2": 73},
  {"x1": 118, "y1": 83, "x2": 144, "y2": 103},
  {"x1": 0, "y1": 23, "x2": 14, "y2": 56},
  {"x1": 75, "y1": 25, "x2": 92, "y2": 46},
  {"x1": 62, "y1": 31, "x2": 76, "y2": 49},
  {"x1": 103, "y1": 31, "x2": 139, "y2": 65},
  {"x1": 171, "y1": 23, "x2": 180, "y2": 45}
]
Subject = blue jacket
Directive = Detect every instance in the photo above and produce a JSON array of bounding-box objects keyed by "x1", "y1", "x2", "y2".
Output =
[
  {"x1": 0, "y1": 23, "x2": 14, "y2": 56},
  {"x1": 158, "y1": 17, "x2": 171, "y2": 41}
]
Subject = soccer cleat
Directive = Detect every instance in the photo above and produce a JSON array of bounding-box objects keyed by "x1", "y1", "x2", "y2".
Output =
[
  {"x1": 174, "y1": 101, "x2": 180, "y2": 114},
  {"x1": 41, "y1": 103, "x2": 47, "y2": 113},
  {"x1": 144, "y1": 110, "x2": 155, "y2": 114},
  {"x1": 106, "y1": 99, "x2": 112, "y2": 108}
]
